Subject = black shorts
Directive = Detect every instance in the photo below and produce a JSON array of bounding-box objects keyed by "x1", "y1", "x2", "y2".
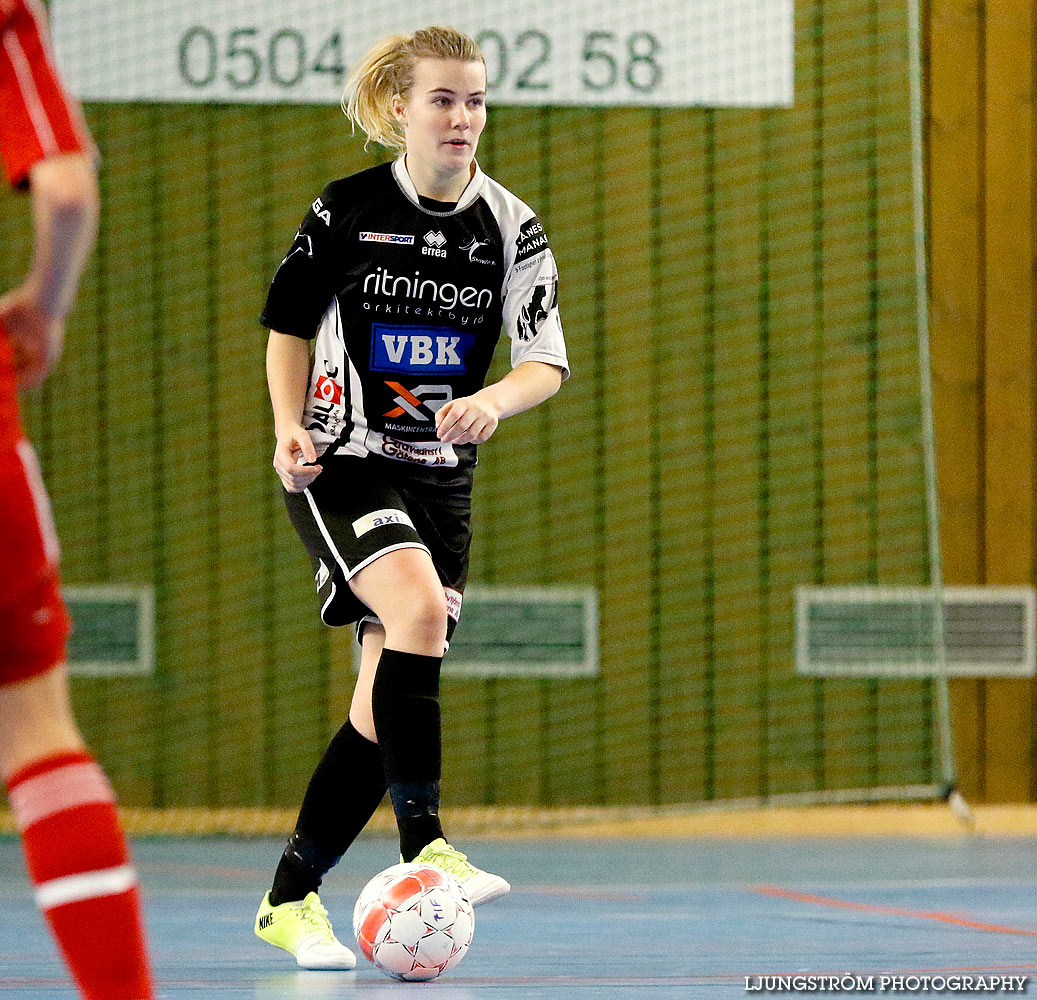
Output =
[{"x1": 284, "y1": 452, "x2": 472, "y2": 639}]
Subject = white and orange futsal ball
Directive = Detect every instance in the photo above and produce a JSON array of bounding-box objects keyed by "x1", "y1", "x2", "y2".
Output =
[{"x1": 352, "y1": 862, "x2": 475, "y2": 981}]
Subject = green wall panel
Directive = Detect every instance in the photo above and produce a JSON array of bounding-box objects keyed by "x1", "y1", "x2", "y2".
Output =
[{"x1": 0, "y1": 0, "x2": 936, "y2": 810}]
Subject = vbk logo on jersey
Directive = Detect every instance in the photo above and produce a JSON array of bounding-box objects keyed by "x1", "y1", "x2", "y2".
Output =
[
  {"x1": 370, "y1": 324, "x2": 474, "y2": 375},
  {"x1": 314, "y1": 374, "x2": 343, "y2": 404},
  {"x1": 423, "y1": 230, "x2": 447, "y2": 257}
]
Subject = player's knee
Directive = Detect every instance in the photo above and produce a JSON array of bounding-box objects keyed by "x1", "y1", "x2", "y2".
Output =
[{"x1": 386, "y1": 588, "x2": 447, "y2": 648}]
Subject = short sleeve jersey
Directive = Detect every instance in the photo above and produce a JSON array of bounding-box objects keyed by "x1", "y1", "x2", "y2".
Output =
[
  {"x1": 260, "y1": 157, "x2": 569, "y2": 471},
  {"x1": 0, "y1": 0, "x2": 95, "y2": 451},
  {"x1": 0, "y1": 0, "x2": 95, "y2": 190}
]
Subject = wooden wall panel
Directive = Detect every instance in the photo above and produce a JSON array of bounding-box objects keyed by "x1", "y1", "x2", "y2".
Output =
[
  {"x1": 928, "y1": 0, "x2": 1037, "y2": 801},
  {"x1": 980, "y1": 0, "x2": 1034, "y2": 802}
]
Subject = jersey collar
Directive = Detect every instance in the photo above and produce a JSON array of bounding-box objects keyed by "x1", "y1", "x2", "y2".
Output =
[{"x1": 392, "y1": 156, "x2": 485, "y2": 215}]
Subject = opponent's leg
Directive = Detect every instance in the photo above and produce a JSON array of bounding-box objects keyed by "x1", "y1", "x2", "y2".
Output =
[
  {"x1": 0, "y1": 664, "x2": 154, "y2": 1000},
  {"x1": 0, "y1": 439, "x2": 153, "y2": 999}
]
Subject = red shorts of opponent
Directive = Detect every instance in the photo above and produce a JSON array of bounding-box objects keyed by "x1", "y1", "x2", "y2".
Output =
[{"x1": 0, "y1": 430, "x2": 70, "y2": 684}]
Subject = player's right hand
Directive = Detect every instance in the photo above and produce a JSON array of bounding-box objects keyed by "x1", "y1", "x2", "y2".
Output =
[
  {"x1": 273, "y1": 424, "x2": 322, "y2": 492},
  {"x1": 0, "y1": 286, "x2": 63, "y2": 389}
]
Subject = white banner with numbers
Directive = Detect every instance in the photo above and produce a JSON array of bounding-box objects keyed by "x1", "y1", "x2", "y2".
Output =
[{"x1": 51, "y1": 0, "x2": 793, "y2": 107}]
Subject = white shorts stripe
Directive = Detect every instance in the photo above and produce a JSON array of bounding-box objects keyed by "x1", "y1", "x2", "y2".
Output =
[
  {"x1": 16, "y1": 438, "x2": 60, "y2": 564},
  {"x1": 302, "y1": 487, "x2": 350, "y2": 579},
  {"x1": 345, "y1": 542, "x2": 430, "y2": 582},
  {"x1": 35, "y1": 864, "x2": 137, "y2": 911},
  {"x1": 320, "y1": 581, "x2": 337, "y2": 620}
]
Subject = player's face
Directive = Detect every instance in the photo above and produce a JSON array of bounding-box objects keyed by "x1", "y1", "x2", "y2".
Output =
[{"x1": 396, "y1": 59, "x2": 487, "y2": 181}]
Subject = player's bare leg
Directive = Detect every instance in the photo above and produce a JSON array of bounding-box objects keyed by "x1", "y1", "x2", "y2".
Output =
[
  {"x1": 348, "y1": 620, "x2": 385, "y2": 742},
  {"x1": 0, "y1": 666, "x2": 83, "y2": 778}
]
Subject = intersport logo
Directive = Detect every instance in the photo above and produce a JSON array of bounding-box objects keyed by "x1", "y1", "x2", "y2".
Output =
[{"x1": 360, "y1": 231, "x2": 415, "y2": 244}]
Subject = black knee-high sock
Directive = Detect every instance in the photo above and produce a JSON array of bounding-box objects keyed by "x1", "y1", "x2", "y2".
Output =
[
  {"x1": 269, "y1": 719, "x2": 386, "y2": 905},
  {"x1": 371, "y1": 647, "x2": 445, "y2": 862}
]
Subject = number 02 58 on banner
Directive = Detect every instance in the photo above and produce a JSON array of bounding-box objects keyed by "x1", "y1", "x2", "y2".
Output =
[{"x1": 50, "y1": 0, "x2": 793, "y2": 107}]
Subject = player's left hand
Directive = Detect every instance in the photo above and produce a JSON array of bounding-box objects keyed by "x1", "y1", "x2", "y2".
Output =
[
  {"x1": 0, "y1": 286, "x2": 63, "y2": 389},
  {"x1": 435, "y1": 392, "x2": 500, "y2": 445}
]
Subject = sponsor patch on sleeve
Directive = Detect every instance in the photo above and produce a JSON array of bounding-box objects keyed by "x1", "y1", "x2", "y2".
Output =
[
  {"x1": 352, "y1": 508, "x2": 416, "y2": 537},
  {"x1": 515, "y1": 215, "x2": 550, "y2": 263},
  {"x1": 517, "y1": 277, "x2": 558, "y2": 342}
]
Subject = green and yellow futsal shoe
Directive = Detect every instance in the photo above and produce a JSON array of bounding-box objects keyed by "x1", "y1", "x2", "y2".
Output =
[
  {"x1": 411, "y1": 838, "x2": 511, "y2": 906},
  {"x1": 254, "y1": 891, "x2": 356, "y2": 970}
]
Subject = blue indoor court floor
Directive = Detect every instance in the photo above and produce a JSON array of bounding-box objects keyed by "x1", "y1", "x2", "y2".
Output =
[{"x1": 2, "y1": 835, "x2": 1036, "y2": 998}]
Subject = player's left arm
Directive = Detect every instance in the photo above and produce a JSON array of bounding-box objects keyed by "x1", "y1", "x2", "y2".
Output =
[
  {"x1": 435, "y1": 361, "x2": 564, "y2": 445},
  {"x1": 437, "y1": 209, "x2": 570, "y2": 447}
]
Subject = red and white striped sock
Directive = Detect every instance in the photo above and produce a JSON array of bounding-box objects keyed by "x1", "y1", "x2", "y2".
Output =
[{"x1": 6, "y1": 750, "x2": 153, "y2": 1000}]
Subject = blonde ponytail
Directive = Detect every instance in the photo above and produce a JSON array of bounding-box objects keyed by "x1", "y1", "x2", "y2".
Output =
[{"x1": 342, "y1": 27, "x2": 484, "y2": 153}]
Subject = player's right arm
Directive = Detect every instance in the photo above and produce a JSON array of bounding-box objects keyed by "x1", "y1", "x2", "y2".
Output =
[
  {"x1": 266, "y1": 330, "x2": 321, "y2": 493},
  {"x1": 261, "y1": 183, "x2": 344, "y2": 491},
  {"x1": 0, "y1": 153, "x2": 99, "y2": 388}
]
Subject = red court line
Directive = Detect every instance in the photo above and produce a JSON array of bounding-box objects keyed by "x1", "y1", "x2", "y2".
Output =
[{"x1": 752, "y1": 885, "x2": 1037, "y2": 938}]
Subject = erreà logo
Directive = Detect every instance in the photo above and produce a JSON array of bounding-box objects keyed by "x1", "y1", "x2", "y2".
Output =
[{"x1": 423, "y1": 230, "x2": 447, "y2": 257}]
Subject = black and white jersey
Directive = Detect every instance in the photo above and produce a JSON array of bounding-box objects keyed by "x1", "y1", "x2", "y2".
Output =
[{"x1": 261, "y1": 157, "x2": 569, "y2": 470}]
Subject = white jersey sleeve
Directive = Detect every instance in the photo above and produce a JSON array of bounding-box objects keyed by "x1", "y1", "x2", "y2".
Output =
[{"x1": 482, "y1": 177, "x2": 570, "y2": 380}]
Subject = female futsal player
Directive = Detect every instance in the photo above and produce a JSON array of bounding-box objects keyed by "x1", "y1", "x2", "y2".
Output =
[{"x1": 254, "y1": 26, "x2": 569, "y2": 969}]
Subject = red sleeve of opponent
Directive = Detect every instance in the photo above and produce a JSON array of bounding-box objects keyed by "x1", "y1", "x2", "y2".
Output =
[{"x1": 0, "y1": 0, "x2": 95, "y2": 189}]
